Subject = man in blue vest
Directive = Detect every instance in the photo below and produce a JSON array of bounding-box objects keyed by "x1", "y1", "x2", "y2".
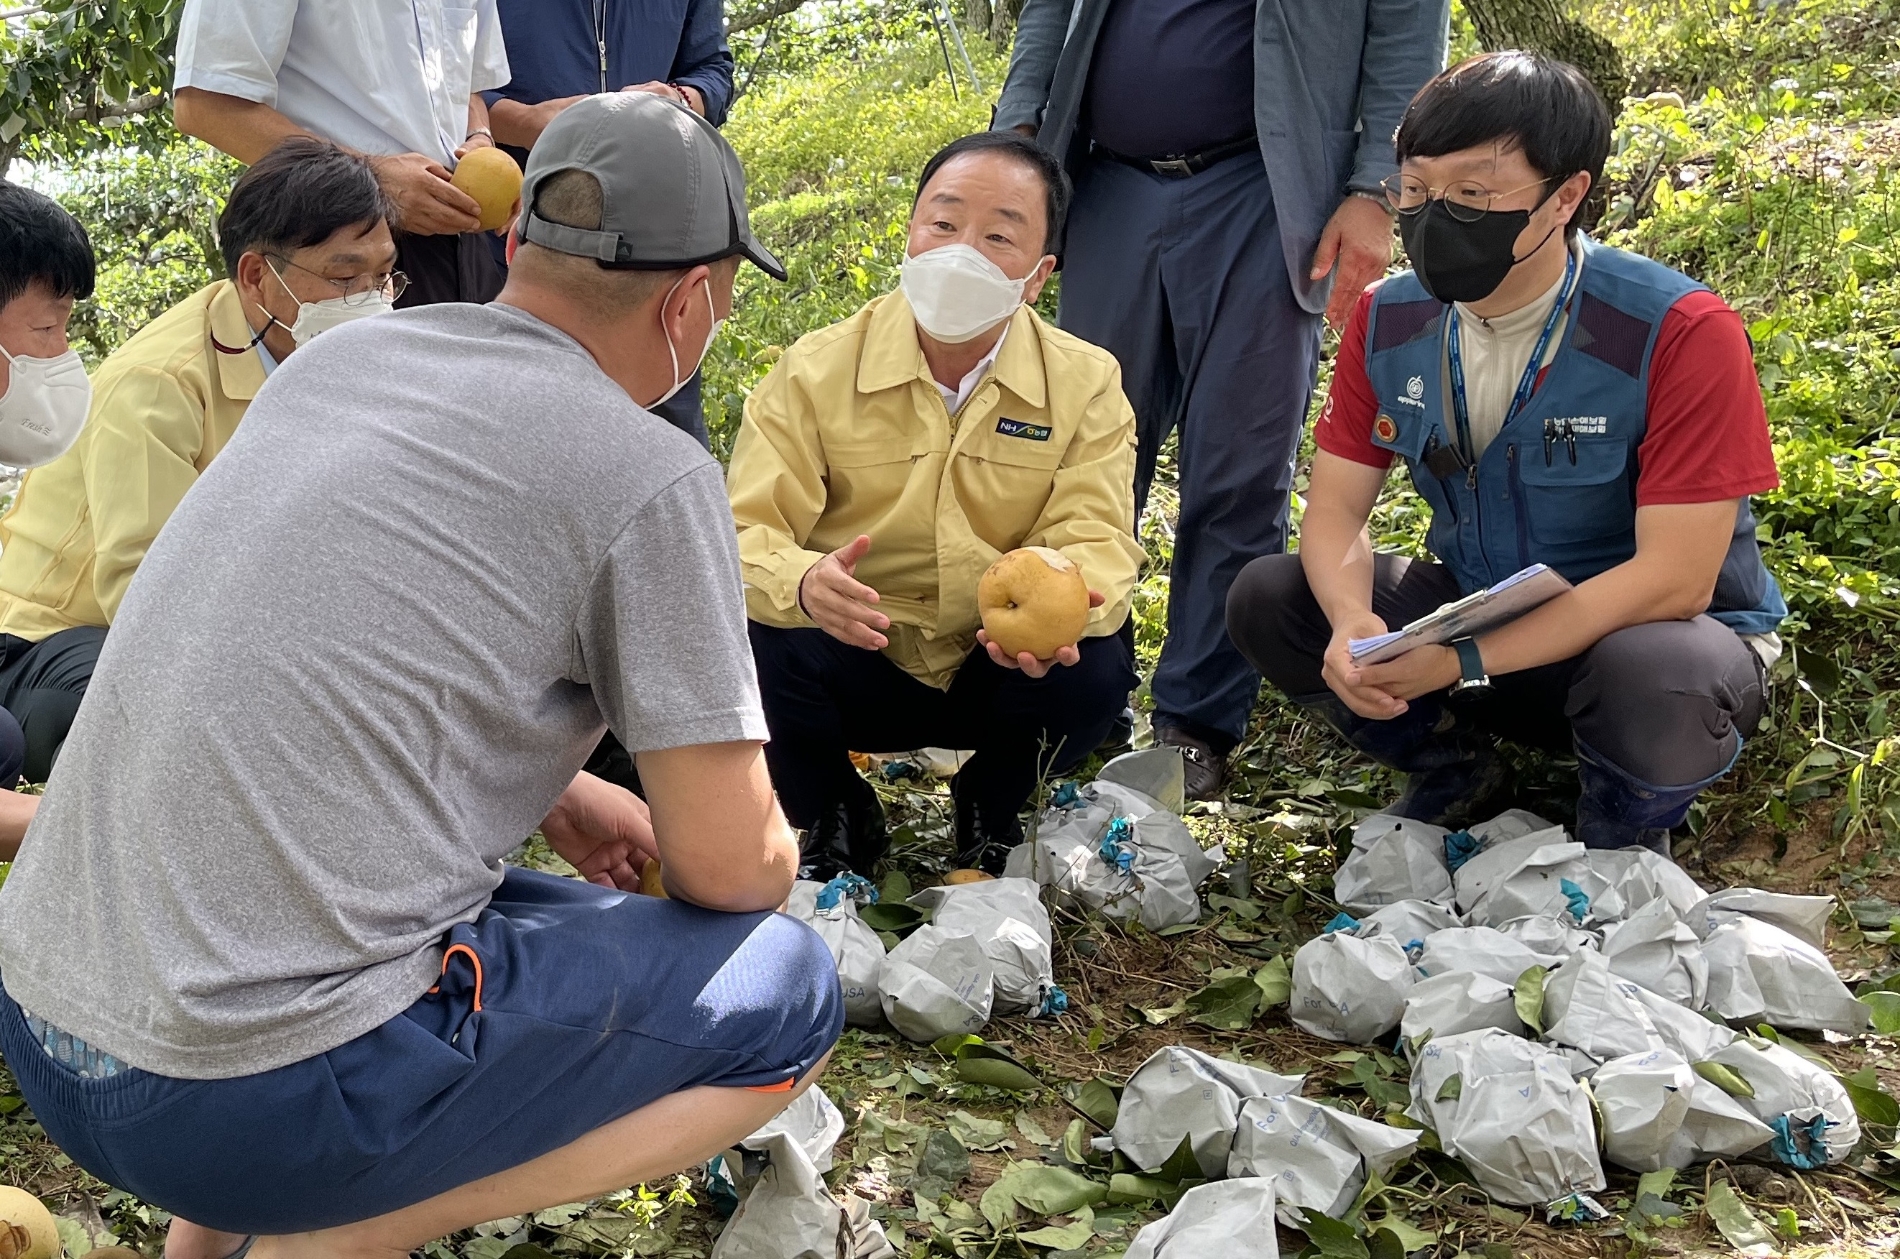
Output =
[
  {"x1": 994, "y1": 0, "x2": 1450, "y2": 799},
  {"x1": 1225, "y1": 52, "x2": 1783, "y2": 855}
]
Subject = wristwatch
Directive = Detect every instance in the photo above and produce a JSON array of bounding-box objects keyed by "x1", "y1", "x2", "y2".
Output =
[
  {"x1": 1449, "y1": 637, "x2": 1491, "y2": 695},
  {"x1": 464, "y1": 126, "x2": 494, "y2": 143}
]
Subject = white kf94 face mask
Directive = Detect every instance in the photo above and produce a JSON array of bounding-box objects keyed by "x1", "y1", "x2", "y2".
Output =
[
  {"x1": 900, "y1": 244, "x2": 1029, "y2": 344},
  {"x1": 0, "y1": 344, "x2": 91, "y2": 468},
  {"x1": 265, "y1": 260, "x2": 396, "y2": 347}
]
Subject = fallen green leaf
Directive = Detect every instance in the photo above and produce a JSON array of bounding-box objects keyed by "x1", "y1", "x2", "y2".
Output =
[
  {"x1": 1841, "y1": 1075, "x2": 1900, "y2": 1131},
  {"x1": 1016, "y1": 1111, "x2": 1054, "y2": 1146},
  {"x1": 1694, "y1": 1059, "x2": 1756, "y2": 1098},
  {"x1": 1706, "y1": 1179, "x2": 1776, "y2": 1257},
  {"x1": 1514, "y1": 965, "x2": 1547, "y2": 1036},
  {"x1": 1364, "y1": 1213, "x2": 1436, "y2": 1253},
  {"x1": 910, "y1": 1128, "x2": 972, "y2": 1201},
  {"x1": 1867, "y1": 991, "x2": 1900, "y2": 1034},
  {"x1": 1017, "y1": 1206, "x2": 1095, "y2": 1249},
  {"x1": 1207, "y1": 893, "x2": 1262, "y2": 920},
  {"x1": 1153, "y1": 1134, "x2": 1203, "y2": 1184},
  {"x1": 1105, "y1": 1172, "x2": 1182, "y2": 1207},
  {"x1": 955, "y1": 1054, "x2": 1043, "y2": 1092},
  {"x1": 979, "y1": 1161, "x2": 1108, "y2": 1230},
  {"x1": 1434, "y1": 1073, "x2": 1462, "y2": 1103},
  {"x1": 1060, "y1": 1117, "x2": 1092, "y2": 1166},
  {"x1": 1066, "y1": 1078, "x2": 1121, "y2": 1129},
  {"x1": 1254, "y1": 954, "x2": 1292, "y2": 1007},
  {"x1": 1187, "y1": 973, "x2": 1262, "y2": 1031},
  {"x1": 1134, "y1": 997, "x2": 1189, "y2": 1025},
  {"x1": 1297, "y1": 1210, "x2": 1369, "y2": 1259},
  {"x1": 1774, "y1": 1206, "x2": 1800, "y2": 1240},
  {"x1": 948, "y1": 1109, "x2": 1011, "y2": 1151},
  {"x1": 859, "y1": 902, "x2": 925, "y2": 934}
]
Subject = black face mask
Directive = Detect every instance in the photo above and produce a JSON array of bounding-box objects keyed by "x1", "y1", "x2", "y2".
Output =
[{"x1": 1399, "y1": 197, "x2": 1558, "y2": 305}]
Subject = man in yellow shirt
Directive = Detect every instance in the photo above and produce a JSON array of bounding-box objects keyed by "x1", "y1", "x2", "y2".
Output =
[
  {"x1": 0, "y1": 137, "x2": 397, "y2": 781},
  {"x1": 729, "y1": 132, "x2": 1145, "y2": 876}
]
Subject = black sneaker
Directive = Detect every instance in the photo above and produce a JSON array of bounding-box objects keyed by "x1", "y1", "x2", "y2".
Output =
[
  {"x1": 952, "y1": 783, "x2": 1025, "y2": 874},
  {"x1": 798, "y1": 777, "x2": 888, "y2": 880},
  {"x1": 1389, "y1": 745, "x2": 1507, "y2": 831},
  {"x1": 1154, "y1": 725, "x2": 1227, "y2": 801}
]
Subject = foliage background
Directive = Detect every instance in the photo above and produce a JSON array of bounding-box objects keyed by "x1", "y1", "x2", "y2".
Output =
[{"x1": 7, "y1": 0, "x2": 1900, "y2": 1254}]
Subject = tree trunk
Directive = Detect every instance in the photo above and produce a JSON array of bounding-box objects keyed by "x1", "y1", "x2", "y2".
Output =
[
  {"x1": 1461, "y1": 0, "x2": 1627, "y2": 109},
  {"x1": 987, "y1": 0, "x2": 1021, "y2": 48},
  {"x1": 964, "y1": 0, "x2": 993, "y2": 43}
]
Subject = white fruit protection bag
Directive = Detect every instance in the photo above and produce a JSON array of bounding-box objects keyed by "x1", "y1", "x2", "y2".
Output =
[
  {"x1": 877, "y1": 925, "x2": 994, "y2": 1042},
  {"x1": 784, "y1": 881, "x2": 887, "y2": 1027},
  {"x1": 1600, "y1": 897, "x2": 1709, "y2": 1009},
  {"x1": 1400, "y1": 970, "x2": 1527, "y2": 1044},
  {"x1": 712, "y1": 1087, "x2": 895, "y2": 1259},
  {"x1": 1688, "y1": 888, "x2": 1835, "y2": 950},
  {"x1": 1226, "y1": 1092, "x2": 1420, "y2": 1223},
  {"x1": 1291, "y1": 932, "x2": 1417, "y2": 1043},
  {"x1": 1332, "y1": 814, "x2": 1454, "y2": 912},
  {"x1": 1008, "y1": 772, "x2": 1213, "y2": 931},
  {"x1": 1703, "y1": 1037, "x2": 1862, "y2": 1167},
  {"x1": 1699, "y1": 914, "x2": 1870, "y2": 1032},
  {"x1": 1539, "y1": 949, "x2": 1663, "y2": 1065},
  {"x1": 1354, "y1": 898, "x2": 1462, "y2": 949},
  {"x1": 1123, "y1": 1180, "x2": 1281, "y2": 1259},
  {"x1": 1407, "y1": 1029, "x2": 1607, "y2": 1207},
  {"x1": 909, "y1": 877, "x2": 1055, "y2": 1014},
  {"x1": 1416, "y1": 925, "x2": 1561, "y2": 985},
  {"x1": 1109, "y1": 1045, "x2": 1305, "y2": 1178}
]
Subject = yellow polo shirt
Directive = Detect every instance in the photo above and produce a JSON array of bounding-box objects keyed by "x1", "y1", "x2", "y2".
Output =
[
  {"x1": 0, "y1": 281, "x2": 264, "y2": 639},
  {"x1": 729, "y1": 292, "x2": 1144, "y2": 690}
]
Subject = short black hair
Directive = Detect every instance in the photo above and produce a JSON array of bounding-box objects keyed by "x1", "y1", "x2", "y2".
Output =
[
  {"x1": 1395, "y1": 51, "x2": 1612, "y2": 238},
  {"x1": 0, "y1": 181, "x2": 95, "y2": 310},
  {"x1": 217, "y1": 136, "x2": 391, "y2": 278},
  {"x1": 915, "y1": 132, "x2": 1071, "y2": 256}
]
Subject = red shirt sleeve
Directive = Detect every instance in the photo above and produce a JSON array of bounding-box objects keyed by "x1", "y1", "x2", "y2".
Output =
[
  {"x1": 1314, "y1": 287, "x2": 1394, "y2": 470},
  {"x1": 1634, "y1": 290, "x2": 1780, "y2": 507}
]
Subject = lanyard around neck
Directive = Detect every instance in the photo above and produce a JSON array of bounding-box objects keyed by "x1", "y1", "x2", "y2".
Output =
[{"x1": 1445, "y1": 248, "x2": 1579, "y2": 460}]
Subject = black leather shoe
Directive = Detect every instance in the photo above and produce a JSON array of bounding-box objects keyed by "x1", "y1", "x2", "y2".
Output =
[
  {"x1": 952, "y1": 783, "x2": 1025, "y2": 874},
  {"x1": 798, "y1": 776, "x2": 888, "y2": 880},
  {"x1": 1155, "y1": 725, "x2": 1227, "y2": 801}
]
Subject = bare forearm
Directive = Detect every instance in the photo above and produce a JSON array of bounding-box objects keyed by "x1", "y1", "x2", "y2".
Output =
[
  {"x1": 466, "y1": 94, "x2": 490, "y2": 139},
  {"x1": 488, "y1": 96, "x2": 582, "y2": 149},
  {"x1": 173, "y1": 87, "x2": 313, "y2": 164},
  {"x1": 0, "y1": 792, "x2": 40, "y2": 862},
  {"x1": 1477, "y1": 560, "x2": 1704, "y2": 677},
  {"x1": 637, "y1": 742, "x2": 799, "y2": 912},
  {"x1": 1300, "y1": 507, "x2": 1377, "y2": 628}
]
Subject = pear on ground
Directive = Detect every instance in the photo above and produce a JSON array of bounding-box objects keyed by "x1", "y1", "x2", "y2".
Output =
[
  {"x1": 0, "y1": 1188, "x2": 57, "y2": 1259},
  {"x1": 943, "y1": 869, "x2": 996, "y2": 885},
  {"x1": 977, "y1": 547, "x2": 1089, "y2": 660}
]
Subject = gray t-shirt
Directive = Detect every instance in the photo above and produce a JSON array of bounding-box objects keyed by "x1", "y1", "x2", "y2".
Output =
[{"x1": 0, "y1": 303, "x2": 767, "y2": 1080}]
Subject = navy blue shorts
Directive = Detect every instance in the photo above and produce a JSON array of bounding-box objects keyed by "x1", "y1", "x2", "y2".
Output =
[{"x1": 0, "y1": 868, "x2": 843, "y2": 1234}]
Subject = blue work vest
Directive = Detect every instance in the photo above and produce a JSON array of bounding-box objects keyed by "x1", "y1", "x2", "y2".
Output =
[{"x1": 1362, "y1": 240, "x2": 1786, "y2": 636}]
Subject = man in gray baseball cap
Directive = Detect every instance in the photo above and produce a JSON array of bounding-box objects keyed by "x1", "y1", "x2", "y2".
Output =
[{"x1": 0, "y1": 88, "x2": 844, "y2": 1257}]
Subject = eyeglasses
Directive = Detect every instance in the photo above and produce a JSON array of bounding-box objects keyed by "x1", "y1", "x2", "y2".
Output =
[
  {"x1": 1379, "y1": 174, "x2": 1555, "y2": 222},
  {"x1": 268, "y1": 255, "x2": 410, "y2": 306}
]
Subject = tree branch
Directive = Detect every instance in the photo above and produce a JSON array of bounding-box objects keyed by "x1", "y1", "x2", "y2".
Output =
[
  {"x1": 65, "y1": 92, "x2": 167, "y2": 123},
  {"x1": 728, "y1": 0, "x2": 810, "y2": 36}
]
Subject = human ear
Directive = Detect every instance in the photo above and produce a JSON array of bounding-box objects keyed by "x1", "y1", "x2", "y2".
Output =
[
  {"x1": 1551, "y1": 171, "x2": 1593, "y2": 230},
  {"x1": 1020, "y1": 254, "x2": 1059, "y2": 305}
]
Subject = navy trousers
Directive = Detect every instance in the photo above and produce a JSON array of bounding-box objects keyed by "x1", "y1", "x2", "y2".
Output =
[
  {"x1": 1058, "y1": 149, "x2": 1324, "y2": 750},
  {"x1": 749, "y1": 623, "x2": 1137, "y2": 827}
]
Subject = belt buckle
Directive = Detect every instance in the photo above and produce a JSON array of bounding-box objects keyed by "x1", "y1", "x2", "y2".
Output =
[{"x1": 1150, "y1": 157, "x2": 1194, "y2": 177}]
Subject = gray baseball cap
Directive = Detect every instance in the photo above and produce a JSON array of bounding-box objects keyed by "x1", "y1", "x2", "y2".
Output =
[{"x1": 518, "y1": 93, "x2": 785, "y2": 281}]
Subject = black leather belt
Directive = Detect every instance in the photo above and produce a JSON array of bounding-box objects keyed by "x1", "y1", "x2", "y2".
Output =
[{"x1": 1091, "y1": 133, "x2": 1258, "y2": 178}]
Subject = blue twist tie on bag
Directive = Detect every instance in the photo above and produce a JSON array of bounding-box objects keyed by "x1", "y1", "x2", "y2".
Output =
[
  {"x1": 1443, "y1": 829, "x2": 1482, "y2": 872},
  {"x1": 1051, "y1": 781, "x2": 1082, "y2": 809},
  {"x1": 1040, "y1": 985, "x2": 1070, "y2": 1016},
  {"x1": 1323, "y1": 911, "x2": 1360, "y2": 934},
  {"x1": 815, "y1": 873, "x2": 878, "y2": 912},
  {"x1": 1403, "y1": 938, "x2": 1426, "y2": 962},
  {"x1": 1559, "y1": 877, "x2": 1591, "y2": 924},
  {"x1": 881, "y1": 760, "x2": 921, "y2": 782},
  {"x1": 1098, "y1": 816, "x2": 1135, "y2": 873},
  {"x1": 1768, "y1": 1114, "x2": 1831, "y2": 1169}
]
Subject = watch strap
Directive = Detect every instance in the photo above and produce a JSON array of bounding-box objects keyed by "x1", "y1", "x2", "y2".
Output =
[{"x1": 1451, "y1": 637, "x2": 1488, "y2": 689}]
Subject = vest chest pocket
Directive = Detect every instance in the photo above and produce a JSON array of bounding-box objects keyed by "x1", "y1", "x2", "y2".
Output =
[{"x1": 1515, "y1": 437, "x2": 1636, "y2": 545}]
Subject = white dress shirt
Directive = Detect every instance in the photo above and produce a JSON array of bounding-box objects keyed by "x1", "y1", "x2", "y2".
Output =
[
  {"x1": 175, "y1": 0, "x2": 511, "y2": 166},
  {"x1": 933, "y1": 323, "x2": 1010, "y2": 415}
]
